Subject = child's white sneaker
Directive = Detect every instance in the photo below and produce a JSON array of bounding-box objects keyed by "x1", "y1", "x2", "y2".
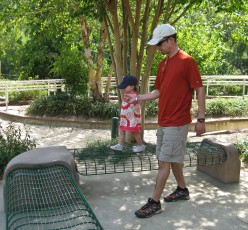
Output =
[
  {"x1": 133, "y1": 145, "x2": 145, "y2": 153},
  {"x1": 110, "y1": 144, "x2": 123, "y2": 151}
]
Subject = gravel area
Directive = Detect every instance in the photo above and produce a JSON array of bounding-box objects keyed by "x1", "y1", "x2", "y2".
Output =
[{"x1": 0, "y1": 105, "x2": 247, "y2": 149}]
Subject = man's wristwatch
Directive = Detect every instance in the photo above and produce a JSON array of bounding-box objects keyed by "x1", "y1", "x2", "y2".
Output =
[
  {"x1": 197, "y1": 118, "x2": 205, "y2": 123},
  {"x1": 135, "y1": 95, "x2": 140, "y2": 101}
]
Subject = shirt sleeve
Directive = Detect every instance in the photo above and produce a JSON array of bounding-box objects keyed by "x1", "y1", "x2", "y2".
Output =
[{"x1": 187, "y1": 58, "x2": 203, "y2": 89}]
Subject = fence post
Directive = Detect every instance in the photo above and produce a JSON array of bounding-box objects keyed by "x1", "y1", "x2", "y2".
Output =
[
  {"x1": 5, "y1": 84, "x2": 8, "y2": 111},
  {"x1": 111, "y1": 117, "x2": 119, "y2": 139},
  {"x1": 206, "y1": 78, "x2": 209, "y2": 97},
  {"x1": 242, "y1": 79, "x2": 245, "y2": 99}
]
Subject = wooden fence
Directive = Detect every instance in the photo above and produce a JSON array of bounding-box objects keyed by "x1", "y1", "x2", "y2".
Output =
[
  {"x1": 0, "y1": 75, "x2": 247, "y2": 110},
  {"x1": 0, "y1": 79, "x2": 64, "y2": 110},
  {"x1": 102, "y1": 75, "x2": 248, "y2": 98}
]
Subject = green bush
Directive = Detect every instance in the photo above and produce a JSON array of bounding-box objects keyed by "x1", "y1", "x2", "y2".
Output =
[
  {"x1": 206, "y1": 98, "x2": 248, "y2": 117},
  {"x1": 51, "y1": 46, "x2": 89, "y2": 98},
  {"x1": 208, "y1": 85, "x2": 243, "y2": 96},
  {"x1": 0, "y1": 123, "x2": 36, "y2": 177},
  {"x1": 9, "y1": 90, "x2": 47, "y2": 104},
  {"x1": 145, "y1": 100, "x2": 158, "y2": 117},
  {"x1": 27, "y1": 93, "x2": 120, "y2": 119},
  {"x1": 235, "y1": 137, "x2": 248, "y2": 163},
  {"x1": 28, "y1": 95, "x2": 248, "y2": 119}
]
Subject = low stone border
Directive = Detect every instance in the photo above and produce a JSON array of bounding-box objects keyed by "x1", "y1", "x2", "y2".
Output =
[{"x1": 0, "y1": 108, "x2": 248, "y2": 132}]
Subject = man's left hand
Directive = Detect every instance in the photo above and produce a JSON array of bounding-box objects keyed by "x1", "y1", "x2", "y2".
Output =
[{"x1": 195, "y1": 122, "x2": 206, "y2": 136}]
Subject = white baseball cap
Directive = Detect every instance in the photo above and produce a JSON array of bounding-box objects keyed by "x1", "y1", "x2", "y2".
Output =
[{"x1": 147, "y1": 24, "x2": 176, "y2": 45}]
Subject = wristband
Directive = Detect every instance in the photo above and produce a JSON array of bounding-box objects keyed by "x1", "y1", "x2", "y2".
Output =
[{"x1": 197, "y1": 118, "x2": 205, "y2": 123}]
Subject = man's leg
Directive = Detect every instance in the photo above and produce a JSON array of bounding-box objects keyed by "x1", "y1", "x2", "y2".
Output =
[
  {"x1": 164, "y1": 162, "x2": 190, "y2": 202},
  {"x1": 152, "y1": 161, "x2": 171, "y2": 201},
  {"x1": 163, "y1": 124, "x2": 190, "y2": 202},
  {"x1": 135, "y1": 161, "x2": 170, "y2": 218},
  {"x1": 170, "y1": 124, "x2": 188, "y2": 189},
  {"x1": 171, "y1": 162, "x2": 186, "y2": 189},
  {"x1": 134, "y1": 127, "x2": 168, "y2": 218}
]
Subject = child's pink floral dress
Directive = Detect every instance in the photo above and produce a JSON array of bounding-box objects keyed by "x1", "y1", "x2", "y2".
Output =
[{"x1": 119, "y1": 92, "x2": 141, "y2": 132}]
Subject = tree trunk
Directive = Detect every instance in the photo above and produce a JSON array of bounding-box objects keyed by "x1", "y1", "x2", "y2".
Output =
[
  {"x1": 80, "y1": 17, "x2": 106, "y2": 101},
  {"x1": 104, "y1": 64, "x2": 114, "y2": 101}
]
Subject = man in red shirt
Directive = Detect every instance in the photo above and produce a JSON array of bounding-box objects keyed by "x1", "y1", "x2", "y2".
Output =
[{"x1": 128, "y1": 24, "x2": 206, "y2": 218}]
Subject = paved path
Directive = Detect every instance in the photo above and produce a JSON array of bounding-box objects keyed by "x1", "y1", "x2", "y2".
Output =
[{"x1": 2, "y1": 168, "x2": 248, "y2": 230}]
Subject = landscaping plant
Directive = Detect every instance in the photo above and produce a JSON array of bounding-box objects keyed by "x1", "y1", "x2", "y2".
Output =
[
  {"x1": 0, "y1": 123, "x2": 36, "y2": 177},
  {"x1": 235, "y1": 137, "x2": 248, "y2": 164}
]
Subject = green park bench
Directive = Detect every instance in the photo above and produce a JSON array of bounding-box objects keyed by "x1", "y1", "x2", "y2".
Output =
[{"x1": 3, "y1": 146, "x2": 103, "y2": 230}]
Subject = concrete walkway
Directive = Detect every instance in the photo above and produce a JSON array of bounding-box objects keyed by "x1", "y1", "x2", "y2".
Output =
[{"x1": 1, "y1": 167, "x2": 248, "y2": 230}]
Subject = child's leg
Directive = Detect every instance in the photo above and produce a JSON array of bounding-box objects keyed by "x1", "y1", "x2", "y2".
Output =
[
  {"x1": 118, "y1": 129, "x2": 125, "y2": 144},
  {"x1": 132, "y1": 132, "x2": 143, "y2": 146},
  {"x1": 110, "y1": 129, "x2": 125, "y2": 151}
]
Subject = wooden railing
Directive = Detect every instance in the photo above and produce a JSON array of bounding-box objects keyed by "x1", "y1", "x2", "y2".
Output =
[
  {"x1": 202, "y1": 75, "x2": 248, "y2": 98},
  {"x1": 0, "y1": 76, "x2": 247, "y2": 110},
  {"x1": 0, "y1": 79, "x2": 64, "y2": 110},
  {"x1": 102, "y1": 75, "x2": 248, "y2": 98}
]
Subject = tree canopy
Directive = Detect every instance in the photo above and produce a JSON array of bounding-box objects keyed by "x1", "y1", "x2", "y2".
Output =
[{"x1": 0, "y1": 0, "x2": 247, "y2": 99}]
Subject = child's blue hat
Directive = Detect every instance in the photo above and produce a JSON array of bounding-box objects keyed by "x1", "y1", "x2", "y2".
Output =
[{"x1": 117, "y1": 75, "x2": 138, "y2": 89}]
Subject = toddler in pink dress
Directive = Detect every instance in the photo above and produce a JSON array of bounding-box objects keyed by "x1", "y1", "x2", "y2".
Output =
[{"x1": 110, "y1": 75, "x2": 145, "y2": 152}]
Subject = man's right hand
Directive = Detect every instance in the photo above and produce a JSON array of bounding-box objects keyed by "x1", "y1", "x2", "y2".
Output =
[{"x1": 124, "y1": 94, "x2": 137, "y2": 103}]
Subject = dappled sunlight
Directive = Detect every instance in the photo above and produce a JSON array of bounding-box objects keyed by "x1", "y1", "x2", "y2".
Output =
[
  {"x1": 77, "y1": 167, "x2": 248, "y2": 229},
  {"x1": 119, "y1": 204, "x2": 128, "y2": 211},
  {"x1": 2, "y1": 167, "x2": 247, "y2": 230},
  {"x1": 173, "y1": 218, "x2": 217, "y2": 228}
]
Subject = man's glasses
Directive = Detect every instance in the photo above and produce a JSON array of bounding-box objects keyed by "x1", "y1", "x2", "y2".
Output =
[{"x1": 156, "y1": 37, "x2": 169, "y2": 46}]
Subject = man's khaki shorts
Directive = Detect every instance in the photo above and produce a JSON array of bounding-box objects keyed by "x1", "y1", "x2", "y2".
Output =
[{"x1": 156, "y1": 124, "x2": 189, "y2": 163}]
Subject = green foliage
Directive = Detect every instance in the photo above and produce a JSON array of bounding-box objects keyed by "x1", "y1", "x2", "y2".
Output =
[
  {"x1": 28, "y1": 94, "x2": 248, "y2": 119},
  {"x1": 146, "y1": 98, "x2": 247, "y2": 119},
  {"x1": 27, "y1": 93, "x2": 83, "y2": 116},
  {"x1": 8, "y1": 90, "x2": 47, "y2": 104},
  {"x1": 0, "y1": 20, "x2": 26, "y2": 76},
  {"x1": 77, "y1": 139, "x2": 156, "y2": 165},
  {"x1": 18, "y1": 37, "x2": 59, "y2": 79},
  {"x1": 150, "y1": 5, "x2": 248, "y2": 76},
  {"x1": 0, "y1": 0, "x2": 83, "y2": 79},
  {"x1": 51, "y1": 46, "x2": 89, "y2": 98},
  {"x1": 1, "y1": 0, "x2": 247, "y2": 97},
  {"x1": 235, "y1": 137, "x2": 248, "y2": 163},
  {"x1": 0, "y1": 123, "x2": 36, "y2": 176},
  {"x1": 206, "y1": 98, "x2": 248, "y2": 117},
  {"x1": 145, "y1": 100, "x2": 158, "y2": 117},
  {"x1": 208, "y1": 85, "x2": 243, "y2": 96},
  {"x1": 164, "y1": 1, "x2": 248, "y2": 76},
  {"x1": 27, "y1": 93, "x2": 120, "y2": 119}
]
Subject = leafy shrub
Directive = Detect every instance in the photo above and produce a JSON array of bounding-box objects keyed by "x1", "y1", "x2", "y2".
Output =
[
  {"x1": 51, "y1": 46, "x2": 89, "y2": 98},
  {"x1": 206, "y1": 98, "x2": 248, "y2": 117},
  {"x1": 208, "y1": 85, "x2": 242, "y2": 96},
  {"x1": 0, "y1": 123, "x2": 36, "y2": 177},
  {"x1": 145, "y1": 100, "x2": 158, "y2": 117},
  {"x1": 28, "y1": 94, "x2": 248, "y2": 119},
  {"x1": 235, "y1": 137, "x2": 248, "y2": 163},
  {"x1": 27, "y1": 92, "x2": 120, "y2": 119},
  {"x1": 77, "y1": 139, "x2": 156, "y2": 165},
  {"x1": 9, "y1": 90, "x2": 47, "y2": 104}
]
